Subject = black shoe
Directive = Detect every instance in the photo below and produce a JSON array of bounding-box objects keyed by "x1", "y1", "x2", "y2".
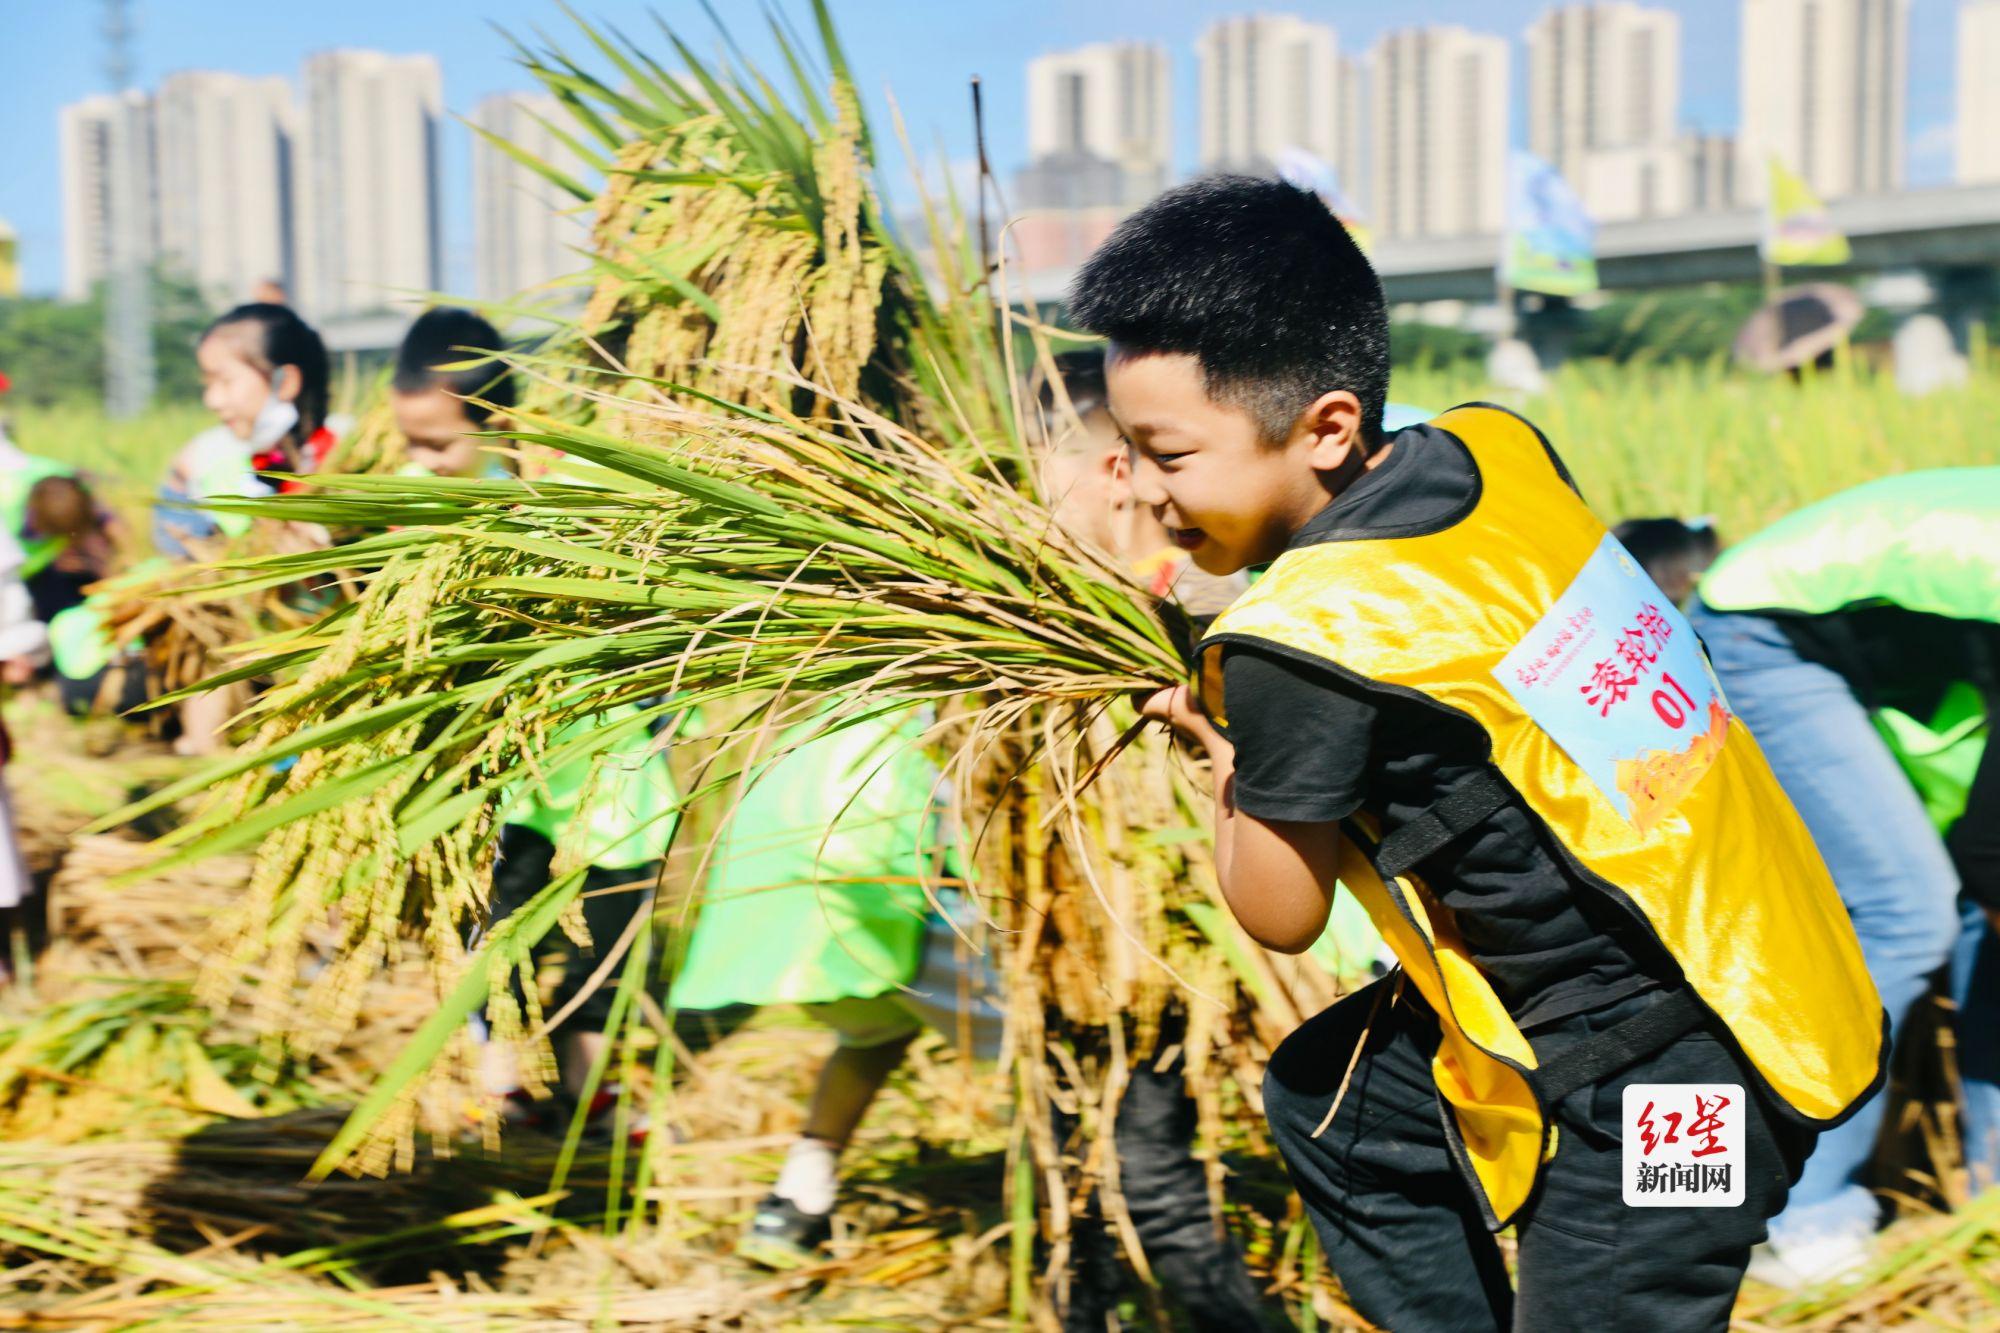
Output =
[{"x1": 737, "y1": 1193, "x2": 832, "y2": 1269}]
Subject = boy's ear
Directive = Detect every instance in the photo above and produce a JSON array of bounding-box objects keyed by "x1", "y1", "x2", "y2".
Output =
[
  {"x1": 1101, "y1": 441, "x2": 1132, "y2": 505},
  {"x1": 1300, "y1": 390, "x2": 1365, "y2": 471}
]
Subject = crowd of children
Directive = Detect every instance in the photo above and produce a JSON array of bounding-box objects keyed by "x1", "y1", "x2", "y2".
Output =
[{"x1": 4, "y1": 174, "x2": 1997, "y2": 1329}]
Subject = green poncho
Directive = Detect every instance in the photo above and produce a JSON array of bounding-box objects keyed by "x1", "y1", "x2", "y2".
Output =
[
  {"x1": 1701, "y1": 468, "x2": 2000, "y2": 832},
  {"x1": 504, "y1": 703, "x2": 681, "y2": 870},
  {"x1": 671, "y1": 710, "x2": 945, "y2": 1011},
  {"x1": 1700, "y1": 468, "x2": 2000, "y2": 624}
]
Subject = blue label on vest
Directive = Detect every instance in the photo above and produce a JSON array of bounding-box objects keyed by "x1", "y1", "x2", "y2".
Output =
[{"x1": 1494, "y1": 534, "x2": 1730, "y2": 831}]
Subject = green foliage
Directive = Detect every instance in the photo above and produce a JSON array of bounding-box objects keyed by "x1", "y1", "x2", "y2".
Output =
[
  {"x1": 1388, "y1": 320, "x2": 1486, "y2": 367},
  {"x1": 0, "y1": 268, "x2": 213, "y2": 410},
  {"x1": 1563, "y1": 284, "x2": 1768, "y2": 362}
]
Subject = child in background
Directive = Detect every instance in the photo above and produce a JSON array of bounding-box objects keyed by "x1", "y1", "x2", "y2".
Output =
[
  {"x1": 389, "y1": 309, "x2": 680, "y2": 1120},
  {"x1": 21, "y1": 475, "x2": 117, "y2": 625},
  {"x1": 1684, "y1": 481, "x2": 2000, "y2": 1285},
  {"x1": 391, "y1": 307, "x2": 517, "y2": 481},
  {"x1": 158, "y1": 303, "x2": 334, "y2": 558},
  {"x1": 159, "y1": 304, "x2": 333, "y2": 755},
  {"x1": 670, "y1": 707, "x2": 987, "y2": 1265},
  {"x1": 484, "y1": 712, "x2": 680, "y2": 1117},
  {"x1": 1073, "y1": 176, "x2": 1885, "y2": 1329},
  {"x1": 0, "y1": 525, "x2": 48, "y2": 971},
  {"x1": 1613, "y1": 516, "x2": 1720, "y2": 610}
]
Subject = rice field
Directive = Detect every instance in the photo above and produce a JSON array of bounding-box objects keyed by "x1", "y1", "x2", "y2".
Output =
[
  {"x1": 8, "y1": 351, "x2": 1998, "y2": 1328},
  {"x1": 1391, "y1": 342, "x2": 1997, "y2": 539},
  {"x1": 16, "y1": 343, "x2": 1989, "y2": 565}
]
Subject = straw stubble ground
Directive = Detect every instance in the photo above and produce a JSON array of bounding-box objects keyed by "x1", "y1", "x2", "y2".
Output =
[{"x1": 4, "y1": 693, "x2": 1998, "y2": 1329}]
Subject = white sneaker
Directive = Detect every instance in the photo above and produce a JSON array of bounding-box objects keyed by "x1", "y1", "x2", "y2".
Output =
[{"x1": 1746, "y1": 1229, "x2": 1873, "y2": 1290}]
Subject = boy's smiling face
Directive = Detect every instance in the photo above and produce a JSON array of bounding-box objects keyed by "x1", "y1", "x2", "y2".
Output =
[{"x1": 1105, "y1": 347, "x2": 1366, "y2": 575}]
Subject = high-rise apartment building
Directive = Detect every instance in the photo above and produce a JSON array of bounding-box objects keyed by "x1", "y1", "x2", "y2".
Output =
[
  {"x1": 1959, "y1": 0, "x2": 2000, "y2": 184},
  {"x1": 1738, "y1": 0, "x2": 1907, "y2": 202},
  {"x1": 1014, "y1": 41, "x2": 1170, "y2": 280},
  {"x1": 58, "y1": 91, "x2": 156, "y2": 301},
  {"x1": 153, "y1": 72, "x2": 295, "y2": 307},
  {"x1": 472, "y1": 93, "x2": 589, "y2": 302},
  {"x1": 1368, "y1": 26, "x2": 1509, "y2": 239},
  {"x1": 1526, "y1": 3, "x2": 1682, "y2": 220},
  {"x1": 1020, "y1": 41, "x2": 1171, "y2": 209},
  {"x1": 1680, "y1": 131, "x2": 1740, "y2": 212},
  {"x1": 294, "y1": 50, "x2": 442, "y2": 318},
  {"x1": 1197, "y1": 14, "x2": 1361, "y2": 197}
]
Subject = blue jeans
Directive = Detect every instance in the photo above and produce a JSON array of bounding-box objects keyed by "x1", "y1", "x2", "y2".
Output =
[
  {"x1": 1688, "y1": 599, "x2": 1959, "y2": 1245},
  {"x1": 1952, "y1": 899, "x2": 2000, "y2": 1191}
]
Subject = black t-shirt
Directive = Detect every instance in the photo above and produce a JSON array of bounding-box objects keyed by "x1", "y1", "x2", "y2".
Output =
[{"x1": 1217, "y1": 424, "x2": 1666, "y2": 1028}]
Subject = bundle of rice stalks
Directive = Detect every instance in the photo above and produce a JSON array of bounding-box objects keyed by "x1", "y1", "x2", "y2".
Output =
[
  {"x1": 490, "y1": 6, "x2": 1004, "y2": 450},
  {"x1": 102, "y1": 8, "x2": 1324, "y2": 1321},
  {"x1": 114, "y1": 374, "x2": 1180, "y2": 1167},
  {"x1": 96, "y1": 521, "x2": 361, "y2": 699}
]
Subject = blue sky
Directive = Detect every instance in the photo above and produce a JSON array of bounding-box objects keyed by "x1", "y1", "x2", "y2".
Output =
[{"x1": 0, "y1": 0, "x2": 1963, "y2": 298}]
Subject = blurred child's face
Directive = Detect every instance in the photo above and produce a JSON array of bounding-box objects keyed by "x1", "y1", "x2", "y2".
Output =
[
  {"x1": 199, "y1": 332, "x2": 291, "y2": 441},
  {"x1": 1039, "y1": 406, "x2": 1167, "y2": 559},
  {"x1": 393, "y1": 385, "x2": 488, "y2": 478},
  {"x1": 1651, "y1": 550, "x2": 1717, "y2": 610},
  {"x1": 1106, "y1": 348, "x2": 1362, "y2": 576}
]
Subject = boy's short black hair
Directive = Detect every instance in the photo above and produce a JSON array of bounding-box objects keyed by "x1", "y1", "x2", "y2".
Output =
[
  {"x1": 1066, "y1": 175, "x2": 1389, "y2": 444},
  {"x1": 393, "y1": 307, "x2": 517, "y2": 424}
]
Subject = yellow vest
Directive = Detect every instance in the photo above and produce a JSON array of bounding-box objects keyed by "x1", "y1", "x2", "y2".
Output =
[{"x1": 1200, "y1": 404, "x2": 1885, "y2": 1226}]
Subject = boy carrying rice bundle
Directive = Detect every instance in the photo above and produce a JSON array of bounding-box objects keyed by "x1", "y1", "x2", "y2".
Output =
[{"x1": 1073, "y1": 175, "x2": 1887, "y2": 1329}]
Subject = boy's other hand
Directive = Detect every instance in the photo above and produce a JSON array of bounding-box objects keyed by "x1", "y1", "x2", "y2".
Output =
[{"x1": 1140, "y1": 683, "x2": 1229, "y2": 758}]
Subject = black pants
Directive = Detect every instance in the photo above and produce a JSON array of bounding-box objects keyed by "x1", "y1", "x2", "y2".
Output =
[
  {"x1": 490, "y1": 824, "x2": 658, "y2": 1031},
  {"x1": 1264, "y1": 979, "x2": 1816, "y2": 1332},
  {"x1": 1060, "y1": 1014, "x2": 1271, "y2": 1332}
]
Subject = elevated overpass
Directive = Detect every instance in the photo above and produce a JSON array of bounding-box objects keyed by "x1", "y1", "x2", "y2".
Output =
[
  {"x1": 326, "y1": 184, "x2": 2000, "y2": 354},
  {"x1": 1017, "y1": 182, "x2": 2000, "y2": 313}
]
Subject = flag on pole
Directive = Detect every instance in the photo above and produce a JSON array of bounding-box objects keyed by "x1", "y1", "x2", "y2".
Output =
[
  {"x1": 1501, "y1": 150, "x2": 1598, "y2": 297},
  {"x1": 1275, "y1": 146, "x2": 1374, "y2": 254},
  {"x1": 1762, "y1": 157, "x2": 1851, "y2": 267}
]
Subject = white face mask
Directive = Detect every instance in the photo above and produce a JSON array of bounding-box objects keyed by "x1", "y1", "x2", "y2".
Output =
[{"x1": 249, "y1": 373, "x2": 299, "y2": 451}]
